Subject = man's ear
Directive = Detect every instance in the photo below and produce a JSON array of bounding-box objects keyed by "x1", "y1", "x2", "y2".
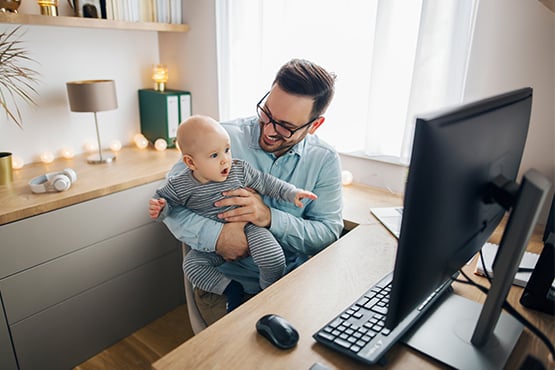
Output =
[
  {"x1": 183, "y1": 154, "x2": 196, "y2": 170},
  {"x1": 308, "y1": 116, "x2": 325, "y2": 134}
]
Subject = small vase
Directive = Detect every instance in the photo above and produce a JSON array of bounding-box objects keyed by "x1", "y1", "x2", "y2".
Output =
[{"x1": 0, "y1": 152, "x2": 13, "y2": 185}]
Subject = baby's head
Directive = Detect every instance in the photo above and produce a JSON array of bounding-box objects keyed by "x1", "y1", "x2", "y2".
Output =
[
  {"x1": 177, "y1": 115, "x2": 233, "y2": 183},
  {"x1": 176, "y1": 115, "x2": 228, "y2": 155}
]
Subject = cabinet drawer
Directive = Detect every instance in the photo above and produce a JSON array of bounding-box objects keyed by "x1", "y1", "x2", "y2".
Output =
[
  {"x1": 0, "y1": 222, "x2": 179, "y2": 325},
  {"x1": 10, "y1": 250, "x2": 184, "y2": 370},
  {"x1": 0, "y1": 181, "x2": 163, "y2": 279},
  {"x1": 0, "y1": 301, "x2": 17, "y2": 370}
]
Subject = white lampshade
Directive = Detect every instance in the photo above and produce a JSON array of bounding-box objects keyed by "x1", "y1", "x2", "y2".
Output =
[{"x1": 66, "y1": 80, "x2": 118, "y2": 164}]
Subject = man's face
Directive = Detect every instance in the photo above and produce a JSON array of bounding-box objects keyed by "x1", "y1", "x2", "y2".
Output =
[{"x1": 257, "y1": 84, "x2": 321, "y2": 157}]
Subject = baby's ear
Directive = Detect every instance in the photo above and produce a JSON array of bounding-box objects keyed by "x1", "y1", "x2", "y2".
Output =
[{"x1": 183, "y1": 154, "x2": 196, "y2": 170}]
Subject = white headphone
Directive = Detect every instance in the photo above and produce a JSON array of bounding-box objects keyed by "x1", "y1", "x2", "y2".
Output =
[{"x1": 29, "y1": 168, "x2": 77, "y2": 193}]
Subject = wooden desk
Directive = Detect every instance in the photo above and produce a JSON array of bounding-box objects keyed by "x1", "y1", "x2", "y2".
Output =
[{"x1": 153, "y1": 184, "x2": 554, "y2": 370}]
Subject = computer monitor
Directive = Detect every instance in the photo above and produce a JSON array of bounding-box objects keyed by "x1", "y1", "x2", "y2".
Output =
[{"x1": 386, "y1": 87, "x2": 551, "y2": 369}]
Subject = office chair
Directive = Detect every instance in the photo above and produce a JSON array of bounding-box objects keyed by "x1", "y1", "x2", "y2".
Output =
[{"x1": 182, "y1": 243, "x2": 208, "y2": 334}]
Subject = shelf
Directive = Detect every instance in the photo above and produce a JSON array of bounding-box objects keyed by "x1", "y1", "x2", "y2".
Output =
[{"x1": 0, "y1": 12, "x2": 189, "y2": 32}]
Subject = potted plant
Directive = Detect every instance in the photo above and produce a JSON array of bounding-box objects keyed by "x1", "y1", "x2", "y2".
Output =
[
  {"x1": 0, "y1": 26, "x2": 39, "y2": 184},
  {"x1": 1, "y1": 26, "x2": 39, "y2": 129}
]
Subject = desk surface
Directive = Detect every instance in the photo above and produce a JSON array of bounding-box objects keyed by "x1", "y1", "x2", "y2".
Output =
[{"x1": 153, "y1": 184, "x2": 554, "y2": 370}]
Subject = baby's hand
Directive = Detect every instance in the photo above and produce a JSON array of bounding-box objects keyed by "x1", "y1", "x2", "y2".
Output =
[
  {"x1": 148, "y1": 198, "x2": 167, "y2": 219},
  {"x1": 294, "y1": 190, "x2": 317, "y2": 208}
]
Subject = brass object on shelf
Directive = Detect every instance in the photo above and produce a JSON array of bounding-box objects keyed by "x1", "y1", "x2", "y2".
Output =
[
  {"x1": 0, "y1": 0, "x2": 21, "y2": 13},
  {"x1": 0, "y1": 152, "x2": 13, "y2": 185},
  {"x1": 37, "y1": 0, "x2": 59, "y2": 16}
]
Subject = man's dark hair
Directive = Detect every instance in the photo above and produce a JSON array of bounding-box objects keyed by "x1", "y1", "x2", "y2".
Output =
[{"x1": 273, "y1": 59, "x2": 336, "y2": 119}]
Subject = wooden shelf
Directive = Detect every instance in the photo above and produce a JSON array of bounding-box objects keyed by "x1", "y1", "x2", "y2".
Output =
[{"x1": 0, "y1": 12, "x2": 189, "y2": 32}]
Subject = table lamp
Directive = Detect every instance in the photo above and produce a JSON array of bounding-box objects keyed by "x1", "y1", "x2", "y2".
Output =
[
  {"x1": 66, "y1": 80, "x2": 118, "y2": 164},
  {"x1": 152, "y1": 64, "x2": 168, "y2": 92}
]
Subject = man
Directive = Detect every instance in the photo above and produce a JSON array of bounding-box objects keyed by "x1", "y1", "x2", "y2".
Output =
[{"x1": 157, "y1": 58, "x2": 344, "y2": 323}]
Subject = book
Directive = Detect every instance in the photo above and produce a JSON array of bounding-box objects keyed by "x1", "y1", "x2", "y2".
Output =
[
  {"x1": 138, "y1": 89, "x2": 192, "y2": 147},
  {"x1": 474, "y1": 242, "x2": 539, "y2": 287}
]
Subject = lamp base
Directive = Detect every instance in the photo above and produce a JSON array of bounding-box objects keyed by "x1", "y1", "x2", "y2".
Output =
[{"x1": 87, "y1": 152, "x2": 116, "y2": 164}]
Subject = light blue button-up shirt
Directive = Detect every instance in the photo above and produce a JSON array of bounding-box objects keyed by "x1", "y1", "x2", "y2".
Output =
[{"x1": 162, "y1": 116, "x2": 344, "y2": 293}]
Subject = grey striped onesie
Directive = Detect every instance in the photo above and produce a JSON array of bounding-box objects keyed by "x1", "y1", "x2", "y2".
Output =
[{"x1": 155, "y1": 159, "x2": 302, "y2": 294}]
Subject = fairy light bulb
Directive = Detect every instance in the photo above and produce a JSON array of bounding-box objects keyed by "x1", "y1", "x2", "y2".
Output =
[
  {"x1": 154, "y1": 138, "x2": 168, "y2": 151},
  {"x1": 84, "y1": 141, "x2": 97, "y2": 153},
  {"x1": 12, "y1": 155, "x2": 24, "y2": 169},
  {"x1": 60, "y1": 147, "x2": 75, "y2": 159},
  {"x1": 40, "y1": 151, "x2": 55, "y2": 164},
  {"x1": 134, "y1": 133, "x2": 148, "y2": 149},
  {"x1": 341, "y1": 170, "x2": 353, "y2": 186},
  {"x1": 110, "y1": 139, "x2": 122, "y2": 152}
]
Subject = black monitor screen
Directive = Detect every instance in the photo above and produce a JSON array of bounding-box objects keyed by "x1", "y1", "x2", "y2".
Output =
[{"x1": 386, "y1": 87, "x2": 533, "y2": 329}]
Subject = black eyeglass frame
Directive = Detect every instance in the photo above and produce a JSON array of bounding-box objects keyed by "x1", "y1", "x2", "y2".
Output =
[{"x1": 256, "y1": 91, "x2": 318, "y2": 139}]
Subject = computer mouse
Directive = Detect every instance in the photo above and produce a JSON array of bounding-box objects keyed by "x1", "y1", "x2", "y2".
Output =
[{"x1": 255, "y1": 314, "x2": 299, "y2": 350}]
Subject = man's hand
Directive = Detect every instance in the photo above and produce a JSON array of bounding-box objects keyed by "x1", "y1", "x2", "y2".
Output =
[
  {"x1": 215, "y1": 222, "x2": 249, "y2": 261},
  {"x1": 215, "y1": 188, "x2": 272, "y2": 228},
  {"x1": 148, "y1": 198, "x2": 166, "y2": 219}
]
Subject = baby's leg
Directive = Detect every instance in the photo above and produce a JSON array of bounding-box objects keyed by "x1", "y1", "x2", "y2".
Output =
[
  {"x1": 244, "y1": 223, "x2": 286, "y2": 289},
  {"x1": 183, "y1": 249, "x2": 230, "y2": 295}
]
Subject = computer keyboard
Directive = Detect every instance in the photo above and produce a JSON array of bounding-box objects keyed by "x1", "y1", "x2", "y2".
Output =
[{"x1": 313, "y1": 272, "x2": 452, "y2": 365}]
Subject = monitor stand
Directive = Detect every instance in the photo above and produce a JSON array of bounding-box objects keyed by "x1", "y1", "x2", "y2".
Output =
[{"x1": 401, "y1": 292, "x2": 522, "y2": 370}]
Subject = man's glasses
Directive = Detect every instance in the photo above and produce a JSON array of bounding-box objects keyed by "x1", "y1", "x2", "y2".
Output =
[{"x1": 256, "y1": 91, "x2": 316, "y2": 139}]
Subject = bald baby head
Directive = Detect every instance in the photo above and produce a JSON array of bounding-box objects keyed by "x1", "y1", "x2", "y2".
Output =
[{"x1": 177, "y1": 115, "x2": 230, "y2": 156}]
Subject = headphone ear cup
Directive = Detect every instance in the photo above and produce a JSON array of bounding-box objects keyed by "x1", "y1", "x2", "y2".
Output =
[
  {"x1": 51, "y1": 174, "x2": 71, "y2": 192},
  {"x1": 62, "y1": 168, "x2": 77, "y2": 183}
]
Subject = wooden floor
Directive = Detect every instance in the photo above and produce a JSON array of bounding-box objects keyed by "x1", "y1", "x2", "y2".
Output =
[{"x1": 73, "y1": 304, "x2": 194, "y2": 370}]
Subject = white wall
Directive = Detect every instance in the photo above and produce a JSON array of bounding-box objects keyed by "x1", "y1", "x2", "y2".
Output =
[
  {"x1": 465, "y1": 0, "x2": 555, "y2": 191},
  {"x1": 465, "y1": 0, "x2": 554, "y2": 220},
  {"x1": 0, "y1": 2, "x2": 160, "y2": 164}
]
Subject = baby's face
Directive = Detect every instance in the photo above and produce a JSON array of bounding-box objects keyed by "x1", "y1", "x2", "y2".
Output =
[{"x1": 189, "y1": 130, "x2": 233, "y2": 184}]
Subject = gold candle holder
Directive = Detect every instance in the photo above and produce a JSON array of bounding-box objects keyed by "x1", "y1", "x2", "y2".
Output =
[
  {"x1": 0, "y1": 152, "x2": 13, "y2": 185},
  {"x1": 152, "y1": 64, "x2": 169, "y2": 92},
  {"x1": 37, "y1": 0, "x2": 59, "y2": 16}
]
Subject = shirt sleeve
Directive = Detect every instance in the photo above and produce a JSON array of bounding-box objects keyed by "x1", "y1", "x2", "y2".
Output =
[{"x1": 269, "y1": 151, "x2": 344, "y2": 257}]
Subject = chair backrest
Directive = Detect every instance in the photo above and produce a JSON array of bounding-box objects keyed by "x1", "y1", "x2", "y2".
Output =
[{"x1": 182, "y1": 243, "x2": 208, "y2": 334}]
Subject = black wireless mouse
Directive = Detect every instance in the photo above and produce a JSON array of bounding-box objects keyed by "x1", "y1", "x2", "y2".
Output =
[{"x1": 256, "y1": 314, "x2": 299, "y2": 350}]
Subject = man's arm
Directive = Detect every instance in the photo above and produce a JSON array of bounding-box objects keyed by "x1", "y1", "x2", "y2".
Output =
[
  {"x1": 216, "y1": 151, "x2": 344, "y2": 257},
  {"x1": 268, "y1": 165, "x2": 343, "y2": 256}
]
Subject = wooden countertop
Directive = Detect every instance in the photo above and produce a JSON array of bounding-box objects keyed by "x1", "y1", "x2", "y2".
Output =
[{"x1": 0, "y1": 147, "x2": 181, "y2": 225}]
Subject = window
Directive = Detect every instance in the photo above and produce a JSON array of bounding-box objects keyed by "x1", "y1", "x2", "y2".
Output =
[{"x1": 216, "y1": 0, "x2": 478, "y2": 163}]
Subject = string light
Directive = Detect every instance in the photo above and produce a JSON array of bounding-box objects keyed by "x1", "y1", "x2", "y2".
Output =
[
  {"x1": 11, "y1": 155, "x2": 24, "y2": 169},
  {"x1": 341, "y1": 170, "x2": 353, "y2": 186},
  {"x1": 83, "y1": 141, "x2": 97, "y2": 153},
  {"x1": 134, "y1": 133, "x2": 148, "y2": 149},
  {"x1": 110, "y1": 139, "x2": 122, "y2": 152},
  {"x1": 60, "y1": 147, "x2": 75, "y2": 159},
  {"x1": 40, "y1": 151, "x2": 55, "y2": 164},
  {"x1": 154, "y1": 138, "x2": 168, "y2": 151}
]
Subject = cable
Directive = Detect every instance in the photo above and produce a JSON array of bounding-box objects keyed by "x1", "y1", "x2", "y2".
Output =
[{"x1": 454, "y1": 267, "x2": 555, "y2": 360}]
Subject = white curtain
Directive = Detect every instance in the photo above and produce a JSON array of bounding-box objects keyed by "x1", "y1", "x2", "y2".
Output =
[{"x1": 215, "y1": 0, "x2": 478, "y2": 163}]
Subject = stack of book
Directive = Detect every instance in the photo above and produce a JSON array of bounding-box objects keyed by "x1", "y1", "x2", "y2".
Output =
[{"x1": 86, "y1": 0, "x2": 183, "y2": 24}]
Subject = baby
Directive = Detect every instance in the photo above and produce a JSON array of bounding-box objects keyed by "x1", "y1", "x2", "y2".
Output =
[{"x1": 149, "y1": 115, "x2": 317, "y2": 311}]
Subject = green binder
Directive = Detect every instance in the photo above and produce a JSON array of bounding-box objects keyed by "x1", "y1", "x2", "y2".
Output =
[{"x1": 138, "y1": 89, "x2": 192, "y2": 147}]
